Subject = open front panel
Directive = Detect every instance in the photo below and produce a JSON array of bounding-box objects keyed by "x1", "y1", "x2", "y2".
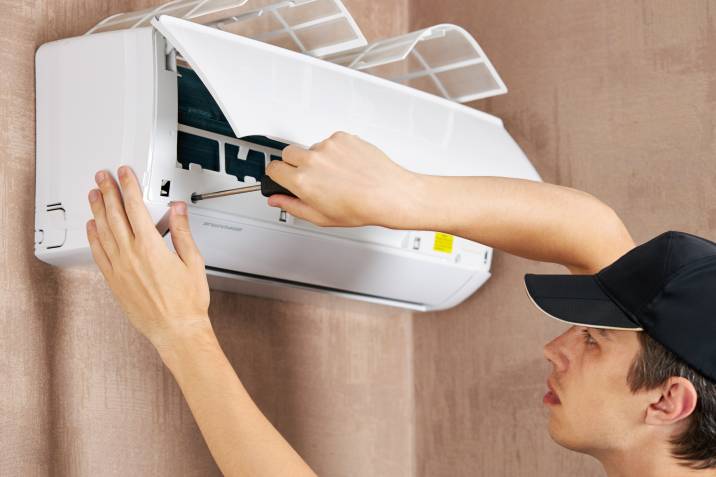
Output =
[
  {"x1": 325, "y1": 24, "x2": 507, "y2": 103},
  {"x1": 87, "y1": 0, "x2": 366, "y2": 57},
  {"x1": 150, "y1": 16, "x2": 537, "y2": 176},
  {"x1": 147, "y1": 15, "x2": 537, "y2": 266},
  {"x1": 158, "y1": 65, "x2": 489, "y2": 268},
  {"x1": 149, "y1": 59, "x2": 489, "y2": 281}
]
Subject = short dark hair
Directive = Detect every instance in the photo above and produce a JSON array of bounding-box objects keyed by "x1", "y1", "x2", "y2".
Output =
[{"x1": 627, "y1": 332, "x2": 716, "y2": 469}]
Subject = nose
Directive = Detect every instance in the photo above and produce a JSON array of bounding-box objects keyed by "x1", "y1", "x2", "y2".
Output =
[{"x1": 543, "y1": 327, "x2": 573, "y2": 372}]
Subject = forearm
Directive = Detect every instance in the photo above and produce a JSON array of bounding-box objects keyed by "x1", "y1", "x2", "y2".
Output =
[
  {"x1": 86, "y1": 168, "x2": 315, "y2": 476},
  {"x1": 402, "y1": 175, "x2": 635, "y2": 272},
  {"x1": 156, "y1": 322, "x2": 316, "y2": 477},
  {"x1": 267, "y1": 134, "x2": 634, "y2": 272}
]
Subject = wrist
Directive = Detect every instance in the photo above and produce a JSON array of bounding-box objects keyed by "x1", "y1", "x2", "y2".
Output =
[
  {"x1": 150, "y1": 316, "x2": 218, "y2": 368},
  {"x1": 384, "y1": 171, "x2": 432, "y2": 230}
]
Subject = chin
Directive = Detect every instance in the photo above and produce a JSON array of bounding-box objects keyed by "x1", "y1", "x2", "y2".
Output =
[{"x1": 547, "y1": 417, "x2": 587, "y2": 453}]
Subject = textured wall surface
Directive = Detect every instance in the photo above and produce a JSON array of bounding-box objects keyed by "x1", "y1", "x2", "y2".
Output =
[
  {"x1": 410, "y1": 1, "x2": 716, "y2": 476},
  {"x1": 0, "y1": 1, "x2": 413, "y2": 476},
  {"x1": 3, "y1": 1, "x2": 715, "y2": 476}
]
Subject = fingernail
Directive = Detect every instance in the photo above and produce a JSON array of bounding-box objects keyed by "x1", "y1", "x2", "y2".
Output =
[
  {"x1": 95, "y1": 171, "x2": 106, "y2": 183},
  {"x1": 118, "y1": 166, "x2": 127, "y2": 177},
  {"x1": 88, "y1": 189, "x2": 100, "y2": 202},
  {"x1": 172, "y1": 201, "x2": 187, "y2": 215}
]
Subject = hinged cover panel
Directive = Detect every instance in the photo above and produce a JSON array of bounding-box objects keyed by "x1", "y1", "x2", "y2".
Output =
[
  {"x1": 326, "y1": 24, "x2": 507, "y2": 103},
  {"x1": 151, "y1": 15, "x2": 540, "y2": 180},
  {"x1": 88, "y1": 0, "x2": 366, "y2": 57}
]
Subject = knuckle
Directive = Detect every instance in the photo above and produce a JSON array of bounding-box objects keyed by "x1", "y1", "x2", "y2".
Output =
[
  {"x1": 303, "y1": 150, "x2": 316, "y2": 165},
  {"x1": 323, "y1": 139, "x2": 336, "y2": 152},
  {"x1": 123, "y1": 198, "x2": 138, "y2": 214},
  {"x1": 107, "y1": 208, "x2": 125, "y2": 224},
  {"x1": 292, "y1": 173, "x2": 306, "y2": 192}
]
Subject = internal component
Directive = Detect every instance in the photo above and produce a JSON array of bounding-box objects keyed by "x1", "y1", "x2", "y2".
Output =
[{"x1": 177, "y1": 65, "x2": 288, "y2": 182}]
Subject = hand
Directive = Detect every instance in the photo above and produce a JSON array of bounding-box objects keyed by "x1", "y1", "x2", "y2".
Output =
[
  {"x1": 86, "y1": 166, "x2": 211, "y2": 348},
  {"x1": 265, "y1": 131, "x2": 422, "y2": 228}
]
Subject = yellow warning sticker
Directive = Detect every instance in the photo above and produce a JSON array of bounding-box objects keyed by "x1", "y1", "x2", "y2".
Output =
[{"x1": 433, "y1": 232, "x2": 454, "y2": 254}]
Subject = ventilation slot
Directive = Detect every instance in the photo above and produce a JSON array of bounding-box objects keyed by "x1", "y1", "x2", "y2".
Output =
[
  {"x1": 160, "y1": 179, "x2": 171, "y2": 197},
  {"x1": 226, "y1": 145, "x2": 265, "y2": 182},
  {"x1": 177, "y1": 131, "x2": 220, "y2": 171}
]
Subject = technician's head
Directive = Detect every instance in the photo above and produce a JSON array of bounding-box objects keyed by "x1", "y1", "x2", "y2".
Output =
[{"x1": 525, "y1": 231, "x2": 716, "y2": 470}]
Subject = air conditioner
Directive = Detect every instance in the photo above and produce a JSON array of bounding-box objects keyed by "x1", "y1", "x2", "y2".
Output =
[{"x1": 34, "y1": 0, "x2": 541, "y2": 311}]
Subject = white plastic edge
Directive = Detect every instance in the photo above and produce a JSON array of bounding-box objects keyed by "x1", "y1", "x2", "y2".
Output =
[
  {"x1": 326, "y1": 23, "x2": 508, "y2": 103},
  {"x1": 86, "y1": 0, "x2": 367, "y2": 58}
]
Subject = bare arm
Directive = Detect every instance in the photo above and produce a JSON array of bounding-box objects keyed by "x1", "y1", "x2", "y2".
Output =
[
  {"x1": 407, "y1": 175, "x2": 636, "y2": 274},
  {"x1": 156, "y1": 325, "x2": 315, "y2": 477},
  {"x1": 84, "y1": 132, "x2": 632, "y2": 475},
  {"x1": 267, "y1": 132, "x2": 635, "y2": 274},
  {"x1": 86, "y1": 167, "x2": 316, "y2": 477}
]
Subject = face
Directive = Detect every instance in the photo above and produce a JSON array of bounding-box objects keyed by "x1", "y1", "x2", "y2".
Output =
[{"x1": 543, "y1": 326, "x2": 646, "y2": 455}]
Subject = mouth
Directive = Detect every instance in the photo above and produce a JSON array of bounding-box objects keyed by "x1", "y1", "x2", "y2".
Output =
[{"x1": 543, "y1": 378, "x2": 562, "y2": 406}]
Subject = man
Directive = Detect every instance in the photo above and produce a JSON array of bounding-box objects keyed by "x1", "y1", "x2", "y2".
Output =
[{"x1": 86, "y1": 132, "x2": 716, "y2": 476}]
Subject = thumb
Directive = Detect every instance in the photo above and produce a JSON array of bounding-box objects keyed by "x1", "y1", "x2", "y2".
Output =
[
  {"x1": 267, "y1": 195, "x2": 333, "y2": 226},
  {"x1": 168, "y1": 201, "x2": 204, "y2": 270}
]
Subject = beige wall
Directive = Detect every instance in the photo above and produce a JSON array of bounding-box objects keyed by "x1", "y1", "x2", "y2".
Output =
[
  {"x1": 1, "y1": 1, "x2": 414, "y2": 476},
  {"x1": 2, "y1": 1, "x2": 714, "y2": 476},
  {"x1": 411, "y1": 0, "x2": 716, "y2": 476}
]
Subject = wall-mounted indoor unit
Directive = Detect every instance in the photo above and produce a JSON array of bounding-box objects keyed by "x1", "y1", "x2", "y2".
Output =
[{"x1": 35, "y1": 0, "x2": 540, "y2": 311}]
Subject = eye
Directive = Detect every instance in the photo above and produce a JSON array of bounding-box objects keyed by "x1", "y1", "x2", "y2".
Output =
[{"x1": 581, "y1": 328, "x2": 598, "y2": 346}]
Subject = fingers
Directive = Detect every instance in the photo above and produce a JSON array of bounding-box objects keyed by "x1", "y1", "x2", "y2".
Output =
[
  {"x1": 88, "y1": 188, "x2": 120, "y2": 259},
  {"x1": 117, "y1": 166, "x2": 162, "y2": 242},
  {"x1": 86, "y1": 219, "x2": 113, "y2": 278},
  {"x1": 266, "y1": 160, "x2": 298, "y2": 192},
  {"x1": 168, "y1": 201, "x2": 204, "y2": 272},
  {"x1": 267, "y1": 195, "x2": 333, "y2": 226},
  {"x1": 94, "y1": 170, "x2": 134, "y2": 247},
  {"x1": 281, "y1": 144, "x2": 310, "y2": 167}
]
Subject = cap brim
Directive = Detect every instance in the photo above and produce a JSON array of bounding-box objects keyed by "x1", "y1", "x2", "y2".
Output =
[{"x1": 524, "y1": 273, "x2": 642, "y2": 331}]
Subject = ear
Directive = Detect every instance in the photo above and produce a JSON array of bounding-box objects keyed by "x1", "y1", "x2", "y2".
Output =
[{"x1": 644, "y1": 377, "x2": 698, "y2": 426}]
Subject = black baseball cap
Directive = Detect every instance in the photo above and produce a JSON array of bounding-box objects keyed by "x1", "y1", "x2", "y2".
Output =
[{"x1": 524, "y1": 230, "x2": 716, "y2": 382}]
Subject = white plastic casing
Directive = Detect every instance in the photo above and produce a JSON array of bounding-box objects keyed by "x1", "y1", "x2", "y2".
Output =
[{"x1": 35, "y1": 18, "x2": 541, "y2": 311}]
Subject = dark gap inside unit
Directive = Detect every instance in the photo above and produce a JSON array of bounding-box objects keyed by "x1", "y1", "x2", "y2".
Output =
[
  {"x1": 160, "y1": 179, "x2": 171, "y2": 197},
  {"x1": 177, "y1": 66, "x2": 236, "y2": 138},
  {"x1": 226, "y1": 145, "x2": 265, "y2": 182},
  {"x1": 176, "y1": 66, "x2": 290, "y2": 181},
  {"x1": 241, "y1": 135, "x2": 290, "y2": 151},
  {"x1": 177, "y1": 132, "x2": 220, "y2": 171}
]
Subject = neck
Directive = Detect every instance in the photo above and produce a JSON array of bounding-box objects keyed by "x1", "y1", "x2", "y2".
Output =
[{"x1": 596, "y1": 443, "x2": 714, "y2": 477}]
